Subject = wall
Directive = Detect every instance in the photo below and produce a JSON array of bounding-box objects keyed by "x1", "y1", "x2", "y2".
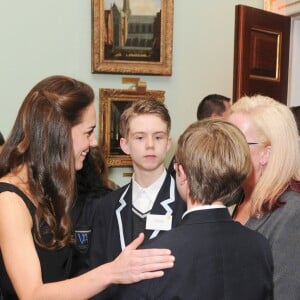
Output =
[{"x1": 0, "y1": 0, "x2": 263, "y2": 186}]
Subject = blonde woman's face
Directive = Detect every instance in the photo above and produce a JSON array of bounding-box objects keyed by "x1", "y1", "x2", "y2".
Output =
[{"x1": 228, "y1": 112, "x2": 264, "y2": 190}]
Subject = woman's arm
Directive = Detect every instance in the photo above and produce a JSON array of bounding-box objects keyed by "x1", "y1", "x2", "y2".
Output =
[
  {"x1": 0, "y1": 192, "x2": 174, "y2": 300},
  {"x1": 42, "y1": 233, "x2": 174, "y2": 299}
]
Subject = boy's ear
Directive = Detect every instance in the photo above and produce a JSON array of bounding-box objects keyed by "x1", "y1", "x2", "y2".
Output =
[
  {"x1": 120, "y1": 137, "x2": 130, "y2": 155},
  {"x1": 177, "y1": 164, "x2": 187, "y2": 185}
]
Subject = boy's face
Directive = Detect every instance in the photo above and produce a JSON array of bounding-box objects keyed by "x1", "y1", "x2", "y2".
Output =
[{"x1": 120, "y1": 114, "x2": 171, "y2": 172}]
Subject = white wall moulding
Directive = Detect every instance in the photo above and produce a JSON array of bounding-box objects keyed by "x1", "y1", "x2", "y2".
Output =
[{"x1": 264, "y1": 0, "x2": 300, "y2": 16}]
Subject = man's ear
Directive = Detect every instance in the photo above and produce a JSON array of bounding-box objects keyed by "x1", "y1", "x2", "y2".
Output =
[
  {"x1": 210, "y1": 112, "x2": 219, "y2": 118},
  {"x1": 120, "y1": 137, "x2": 130, "y2": 155},
  {"x1": 260, "y1": 145, "x2": 271, "y2": 166}
]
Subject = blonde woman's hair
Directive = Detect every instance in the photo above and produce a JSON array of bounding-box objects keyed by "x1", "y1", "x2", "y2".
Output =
[
  {"x1": 175, "y1": 119, "x2": 251, "y2": 205},
  {"x1": 231, "y1": 95, "x2": 300, "y2": 215}
]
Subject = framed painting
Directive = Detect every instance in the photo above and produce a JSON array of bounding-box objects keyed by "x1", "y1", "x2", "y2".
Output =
[
  {"x1": 99, "y1": 87, "x2": 165, "y2": 167},
  {"x1": 92, "y1": 0, "x2": 174, "y2": 75}
]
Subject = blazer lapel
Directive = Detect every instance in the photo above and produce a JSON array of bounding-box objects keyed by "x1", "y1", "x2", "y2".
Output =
[
  {"x1": 148, "y1": 175, "x2": 176, "y2": 240},
  {"x1": 115, "y1": 184, "x2": 134, "y2": 250}
]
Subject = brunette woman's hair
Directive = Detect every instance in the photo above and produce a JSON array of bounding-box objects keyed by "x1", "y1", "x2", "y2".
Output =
[{"x1": 0, "y1": 75, "x2": 94, "y2": 249}]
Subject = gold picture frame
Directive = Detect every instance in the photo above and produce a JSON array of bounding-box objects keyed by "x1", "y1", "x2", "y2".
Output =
[
  {"x1": 99, "y1": 87, "x2": 165, "y2": 167},
  {"x1": 92, "y1": 0, "x2": 174, "y2": 75}
]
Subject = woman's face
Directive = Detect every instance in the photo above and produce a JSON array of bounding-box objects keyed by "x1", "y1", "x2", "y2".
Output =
[
  {"x1": 71, "y1": 103, "x2": 97, "y2": 170},
  {"x1": 228, "y1": 112, "x2": 268, "y2": 192}
]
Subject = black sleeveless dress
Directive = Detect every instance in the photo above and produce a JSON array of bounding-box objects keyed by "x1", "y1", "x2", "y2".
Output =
[{"x1": 0, "y1": 183, "x2": 72, "y2": 300}]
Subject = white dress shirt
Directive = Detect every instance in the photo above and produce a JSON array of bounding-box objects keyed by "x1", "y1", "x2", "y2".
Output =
[
  {"x1": 182, "y1": 204, "x2": 226, "y2": 219},
  {"x1": 132, "y1": 169, "x2": 167, "y2": 215}
]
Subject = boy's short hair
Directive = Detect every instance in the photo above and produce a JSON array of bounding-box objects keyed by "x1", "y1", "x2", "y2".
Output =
[
  {"x1": 119, "y1": 99, "x2": 171, "y2": 138},
  {"x1": 175, "y1": 119, "x2": 251, "y2": 205}
]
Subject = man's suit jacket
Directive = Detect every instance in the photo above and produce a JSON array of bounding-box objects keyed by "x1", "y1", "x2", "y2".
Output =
[
  {"x1": 117, "y1": 208, "x2": 274, "y2": 300},
  {"x1": 88, "y1": 173, "x2": 186, "y2": 299}
]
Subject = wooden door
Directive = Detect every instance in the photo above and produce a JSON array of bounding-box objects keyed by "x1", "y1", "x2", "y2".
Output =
[{"x1": 233, "y1": 5, "x2": 291, "y2": 104}]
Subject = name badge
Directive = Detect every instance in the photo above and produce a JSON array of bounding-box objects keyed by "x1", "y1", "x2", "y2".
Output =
[{"x1": 146, "y1": 214, "x2": 172, "y2": 231}]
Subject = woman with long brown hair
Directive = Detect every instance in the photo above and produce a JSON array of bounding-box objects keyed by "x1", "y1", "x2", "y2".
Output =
[{"x1": 0, "y1": 75, "x2": 174, "y2": 299}]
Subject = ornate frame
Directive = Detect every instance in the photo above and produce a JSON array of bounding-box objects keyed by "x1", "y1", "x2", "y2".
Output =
[
  {"x1": 99, "y1": 87, "x2": 165, "y2": 167},
  {"x1": 92, "y1": 0, "x2": 174, "y2": 75}
]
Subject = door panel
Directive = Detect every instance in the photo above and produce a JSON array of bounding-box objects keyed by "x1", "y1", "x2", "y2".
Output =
[{"x1": 233, "y1": 5, "x2": 291, "y2": 104}]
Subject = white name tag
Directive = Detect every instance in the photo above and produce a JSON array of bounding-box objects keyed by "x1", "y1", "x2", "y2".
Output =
[{"x1": 146, "y1": 214, "x2": 172, "y2": 231}]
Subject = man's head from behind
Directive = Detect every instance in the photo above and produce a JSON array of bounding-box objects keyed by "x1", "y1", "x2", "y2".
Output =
[
  {"x1": 0, "y1": 131, "x2": 5, "y2": 153},
  {"x1": 290, "y1": 106, "x2": 300, "y2": 136},
  {"x1": 175, "y1": 119, "x2": 251, "y2": 206},
  {"x1": 197, "y1": 94, "x2": 231, "y2": 120}
]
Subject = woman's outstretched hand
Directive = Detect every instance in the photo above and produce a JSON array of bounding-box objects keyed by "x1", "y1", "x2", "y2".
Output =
[{"x1": 109, "y1": 233, "x2": 175, "y2": 284}]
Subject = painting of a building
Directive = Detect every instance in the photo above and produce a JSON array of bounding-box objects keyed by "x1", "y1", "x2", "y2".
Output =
[{"x1": 104, "y1": 0, "x2": 161, "y2": 61}]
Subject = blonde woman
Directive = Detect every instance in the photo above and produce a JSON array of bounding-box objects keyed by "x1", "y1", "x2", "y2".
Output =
[{"x1": 228, "y1": 95, "x2": 300, "y2": 300}]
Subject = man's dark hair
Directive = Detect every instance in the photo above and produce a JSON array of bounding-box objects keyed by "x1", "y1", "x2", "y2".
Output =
[
  {"x1": 290, "y1": 106, "x2": 300, "y2": 135},
  {"x1": 0, "y1": 131, "x2": 4, "y2": 146},
  {"x1": 197, "y1": 94, "x2": 230, "y2": 120}
]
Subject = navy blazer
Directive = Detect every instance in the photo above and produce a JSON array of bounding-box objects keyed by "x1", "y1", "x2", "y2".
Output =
[
  {"x1": 88, "y1": 173, "x2": 186, "y2": 299},
  {"x1": 117, "y1": 208, "x2": 274, "y2": 300}
]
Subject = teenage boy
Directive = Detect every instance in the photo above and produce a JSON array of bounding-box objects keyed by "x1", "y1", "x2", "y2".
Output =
[
  {"x1": 89, "y1": 99, "x2": 186, "y2": 299},
  {"x1": 118, "y1": 119, "x2": 274, "y2": 300}
]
